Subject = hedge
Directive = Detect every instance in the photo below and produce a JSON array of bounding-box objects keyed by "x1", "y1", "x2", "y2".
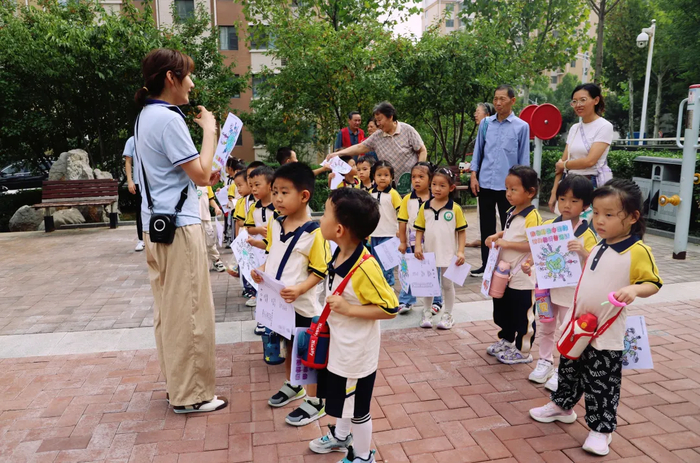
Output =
[{"x1": 2, "y1": 151, "x2": 697, "y2": 232}]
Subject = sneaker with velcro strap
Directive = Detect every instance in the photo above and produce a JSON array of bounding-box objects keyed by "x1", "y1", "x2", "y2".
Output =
[
  {"x1": 254, "y1": 322, "x2": 266, "y2": 335},
  {"x1": 340, "y1": 447, "x2": 376, "y2": 463},
  {"x1": 172, "y1": 395, "x2": 228, "y2": 414},
  {"x1": 309, "y1": 424, "x2": 353, "y2": 454},
  {"x1": 285, "y1": 397, "x2": 326, "y2": 426},
  {"x1": 268, "y1": 381, "x2": 306, "y2": 408}
]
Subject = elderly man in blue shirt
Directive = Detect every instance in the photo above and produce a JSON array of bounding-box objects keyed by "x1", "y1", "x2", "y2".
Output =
[{"x1": 469, "y1": 84, "x2": 531, "y2": 276}]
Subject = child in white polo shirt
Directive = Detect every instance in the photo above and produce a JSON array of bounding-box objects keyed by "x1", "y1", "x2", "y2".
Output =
[
  {"x1": 369, "y1": 160, "x2": 402, "y2": 287},
  {"x1": 250, "y1": 163, "x2": 330, "y2": 427},
  {"x1": 309, "y1": 188, "x2": 398, "y2": 463},
  {"x1": 413, "y1": 167, "x2": 467, "y2": 330},
  {"x1": 485, "y1": 166, "x2": 542, "y2": 364},
  {"x1": 530, "y1": 178, "x2": 661, "y2": 456}
]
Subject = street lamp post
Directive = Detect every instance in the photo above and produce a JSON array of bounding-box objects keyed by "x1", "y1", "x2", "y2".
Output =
[
  {"x1": 575, "y1": 52, "x2": 590, "y2": 84},
  {"x1": 637, "y1": 19, "x2": 656, "y2": 143}
]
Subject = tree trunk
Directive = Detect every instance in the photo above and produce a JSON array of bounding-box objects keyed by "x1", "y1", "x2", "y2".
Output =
[
  {"x1": 522, "y1": 84, "x2": 530, "y2": 106},
  {"x1": 593, "y1": 0, "x2": 606, "y2": 83},
  {"x1": 628, "y1": 74, "x2": 635, "y2": 139},
  {"x1": 653, "y1": 70, "x2": 664, "y2": 138}
]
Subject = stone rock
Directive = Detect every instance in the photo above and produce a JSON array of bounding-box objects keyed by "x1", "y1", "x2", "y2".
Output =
[
  {"x1": 93, "y1": 169, "x2": 113, "y2": 180},
  {"x1": 9, "y1": 205, "x2": 43, "y2": 232},
  {"x1": 53, "y1": 209, "x2": 85, "y2": 227},
  {"x1": 48, "y1": 149, "x2": 94, "y2": 181},
  {"x1": 77, "y1": 205, "x2": 108, "y2": 223}
]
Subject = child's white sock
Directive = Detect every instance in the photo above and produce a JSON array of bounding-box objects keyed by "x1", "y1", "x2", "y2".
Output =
[
  {"x1": 351, "y1": 414, "x2": 372, "y2": 460},
  {"x1": 334, "y1": 417, "x2": 352, "y2": 440}
]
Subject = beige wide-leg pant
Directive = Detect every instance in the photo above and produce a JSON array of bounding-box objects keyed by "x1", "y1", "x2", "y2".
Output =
[{"x1": 144, "y1": 224, "x2": 216, "y2": 406}]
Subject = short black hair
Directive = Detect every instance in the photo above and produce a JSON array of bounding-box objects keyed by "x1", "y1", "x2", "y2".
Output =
[
  {"x1": 348, "y1": 111, "x2": 361, "y2": 120},
  {"x1": 247, "y1": 161, "x2": 266, "y2": 171},
  {"x1": 356, "y1": 155, "x2": 375, "y2": 167},
  {"x1": 507, "y1": 165, "x2": 539, "y2": 196},
  {"x1": 557, "y1": 174, "x2": 594, "y2": 208},
  {"x1": 273, "y1": 162, "x2": 315, "y2": 198},
  {"x1": 495, "y1": 84, "x2": 516, "y2": 99},
  {"x1": 339, "y1": 155, "x2": 354, "y2": 164},
  {"x1": 329, "y1": 188, "x2": 379, "y2": 242},
  {"x1": 275, "y1": 147, "x2": 294, "y2": 165},
  {"x1": 592, "y1": 178, "x2": 646, "y2": 237},
  {"x1": 234, "y1": 170, "x2": 247, "y2": 181},
  {"x1": 249, "y1": 166, "x2": 274, "y2": 184},
  {"x1": 372, "y1": 101, "x2": 397, "y2": 121}
]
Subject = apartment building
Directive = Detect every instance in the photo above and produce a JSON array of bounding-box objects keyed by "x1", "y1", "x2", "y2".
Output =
[{"x1": 422, "y1": 0, "x2": 462, "y2": 35}]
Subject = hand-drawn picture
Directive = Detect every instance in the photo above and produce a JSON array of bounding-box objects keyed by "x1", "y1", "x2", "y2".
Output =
[
  {"x1": 212, "y1": 113, "x2": 243, "y2": 174},
  {"x1": 622, "y1": 315, "x2": 653, "y2": 370},
  {"x1": 534, "y1": 243, "x2": 577, "y2": 283},
  {"x1": 398, "y1": 256, "x2": 410, "y2": 294}
]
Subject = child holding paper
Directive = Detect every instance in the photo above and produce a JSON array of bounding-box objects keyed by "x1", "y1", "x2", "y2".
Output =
[
  {"x1": 250, "y1": 162, "x2": 330, "y2": 427},
  {"x1": 413, "y1": 167, "x2": 467, "y2": 330},
  {"x1": 522, "y1": 174, "x2": 597, "y2": 388},
  {"x1": 397, "y1": 162, "x2": 442, "y2": 315},
  {"x1": 530, "y1": 179, "x2": 661, "y2": 456},
  {"x1": 244, "y1": 165, "x2": 275, "y2": 318},
  {"x1": 226, "y1": 170, "x2": 254, "y2": 282},
  {"x1": 308, "y1": 188, "x2": 398, "y2": 463},
  {"x1": 369, "y1": 160, "x2": 402, "y2": 287},
  {"x1": 484, "y1": 166, "x2": 542, "y2": 364},
  {"x1": 329, "y1": 156, "x2": 359, "y2": 189}
]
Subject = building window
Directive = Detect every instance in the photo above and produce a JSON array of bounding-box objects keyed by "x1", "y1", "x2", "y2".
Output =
[
  {"x1": 250, "y1": 26, "x2": 274, "y2": 50},
  {"x1": 445, "y1": 4, "x2": 454, "y2": 28},
  {"x1": 232, "y1": 75, "x2": 240, "y2": 99},
  {"x1": 236, "y1": 132, "x2": 243, "y2": 146},
  {"x1": 570, "y1": 60, "x2": 576, "y2": 68},
  {"x1": 174, "y1": 0, "x2": 194, "y2": 20},
  {"x1": 252, "y1": 75, "x2": 268, "y2": 98},
  {"x1": 550, "y1": 75, "x2": 558, "y2": 85},
  {"x1": 219, "y1": 26, "x2": 238, "y2": 51}
]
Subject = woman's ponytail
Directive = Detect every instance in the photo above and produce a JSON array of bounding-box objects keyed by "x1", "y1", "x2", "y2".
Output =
[
  {"x1": 135, "y1": 48, "x2": 195, "y2": 109},
  {"x1": 134, "y1": 86, "x2": 149, "y2": 108}
]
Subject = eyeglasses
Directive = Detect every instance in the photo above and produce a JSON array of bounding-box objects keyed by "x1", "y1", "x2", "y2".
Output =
[{"x1": 570, "y1": 98, "x2": 589, "y2": 107}]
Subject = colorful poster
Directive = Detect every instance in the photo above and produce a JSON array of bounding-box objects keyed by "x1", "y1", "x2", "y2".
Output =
[
  {"x1": 405, "y1": 252, "x2": 441, "y2": 297},
  {"x1": 398, "y1": 255, "x2": 410, "y2": 294},
  {"x1": 526, "y1": 220, "x2": 582, "y2": 289},
  {"x1": 622, "y1": 315, "x2": 653, "y2": 370},
  {"x1": 481, "y1": 244, "x2": 501, "y2": 298},
  {"x1": 212, "y1": 113, "x2": 243, "y2": 174},
  {"x1": 230, "y1": 229, "x2": 266, "y2": 291},
  {"x1": 255, "y1": 271, "x2": 296, "y2": 340},
  {"x1": 290, "y1": 327, "x2": 318, "y2": 386}
]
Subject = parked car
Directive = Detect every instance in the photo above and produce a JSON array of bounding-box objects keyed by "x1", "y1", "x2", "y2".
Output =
[{"x1": 0, "y1": 160, "x2": 52, "y2": 192}]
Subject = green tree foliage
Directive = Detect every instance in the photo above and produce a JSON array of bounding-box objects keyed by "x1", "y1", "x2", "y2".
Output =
[
  {"x1": 237, "y1": 0, "x2": 419, "y2": 159},
  {"x1": 0, "y1": 0, "x2": 245, "y2": 175},
  {"x1": 387, "y1": 29, "x2": 516, "y2": 165},
  {"x1": 460, "y1": 0, "x2": 591, "y2": 103}
]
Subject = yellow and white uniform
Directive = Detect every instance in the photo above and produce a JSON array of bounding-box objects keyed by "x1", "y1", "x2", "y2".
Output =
[
  {"x1": 370, "y1": 186, "x2": 402, "y2": 237},
  {"x1": 413, "y1": 199, "x2": 467, "y2": 268},
  {"x1": 501, "y1": 205, "x2": 542, "y2": 290},
  {"x1": 397, "y1": 191, "x2": 429, "y2": 247}
]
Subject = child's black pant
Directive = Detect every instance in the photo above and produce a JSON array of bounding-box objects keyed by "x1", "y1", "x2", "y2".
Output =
[
  {"x1": 551, "y1": 345, "x2": 623, "y2": 433},
  {"x1": 492, "y1": 287, "x2": 536, "y2": 352}
]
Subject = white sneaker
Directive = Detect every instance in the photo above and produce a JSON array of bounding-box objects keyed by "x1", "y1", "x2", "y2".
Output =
[
  {"x1": 486, "y1": 338, "x2": 514, "y2": 356},
  {"x1": 246, "y1": 297, "x2": 257, "y2": 307},
  {"x1": 213, "y1": 260, "x2": 226, "y2": 272},
  {"x1": 529, "y1": 359, "x2": 554, "y2": 384},
  {"x1": 545, "y1": 371, "x2": 559, "y2": 392},
  {"x1": 398, "y1": 303, "x2": 412, "y2": 314},
  {"x1": 134, "y1": 240, "x2": 145, "y2": 252},
  {"x1": 529, "y1": 402, "x2": 577, "y2": 424},
  {"x1": 173, "y1": 395, "x2": 228, "y2": 414},
  {"x1": 420, "y1": 312, "x2": 432, "y2": 328},
  {"x1": 582, "y1": 430, "x2": 612, "y2": 456},
  {"x1": 436, "y1": 313, "x2": 454, "y2": 330}
]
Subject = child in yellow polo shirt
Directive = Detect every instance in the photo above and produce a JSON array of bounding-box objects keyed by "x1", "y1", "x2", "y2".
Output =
[
  {"x1": 250, "y1": 163, "x2": 330, "y2": 427},
  {"x1": 523, "y1": 175, "x2": 597, "y2": 389},
  {"x1": 309, "y1": 188, "x2": 398, "y2": 463},
  {"x1": 414, "y1": 167, "x2": 467, "y2": 330},
  {"x1": 530, "y1": 178, "x2": 661, "y2": 457}
]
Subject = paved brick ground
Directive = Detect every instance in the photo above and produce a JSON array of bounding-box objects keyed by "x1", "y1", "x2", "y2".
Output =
[
  {"x1": 2, "y1": 211, "x2": 699, "y2": 335},
  {"x1": 1, "y1": 300, "x2": 700, "y2": 462}
]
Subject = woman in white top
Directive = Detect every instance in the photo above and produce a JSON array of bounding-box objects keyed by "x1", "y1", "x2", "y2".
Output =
[
  {"x1": 549, "y1": 83, "x2": 614, "y2": 213},
  {"x1": 134, "y1": 48, "x2": 227, "y2": 414}
]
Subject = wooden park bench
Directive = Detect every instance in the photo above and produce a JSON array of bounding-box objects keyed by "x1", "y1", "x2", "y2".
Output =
[{"x1": 32, "y1": 179, "x2": 119, "y2": 232}]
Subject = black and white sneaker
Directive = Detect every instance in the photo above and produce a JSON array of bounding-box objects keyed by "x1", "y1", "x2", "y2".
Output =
[
  {"x1": 269, "y1": 381, "x2": 306, "y2": 407},
  {"x1": 285, "y1": 398, "x2": 326, "y2": 426},
  {"x1": 470, "y1": 266, "x2": 485, "y2": 277},
  {"x1": 254, "y1": 323, "x2": 266, "y2": 335}
]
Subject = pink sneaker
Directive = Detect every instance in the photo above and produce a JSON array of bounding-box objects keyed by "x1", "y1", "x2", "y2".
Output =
[
  {"x1": 529, "y1": 402, "x2": 577, "y2": 424},
  {"x1": 582, "y1": 430, "x2": 612, "y2": 456}
]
